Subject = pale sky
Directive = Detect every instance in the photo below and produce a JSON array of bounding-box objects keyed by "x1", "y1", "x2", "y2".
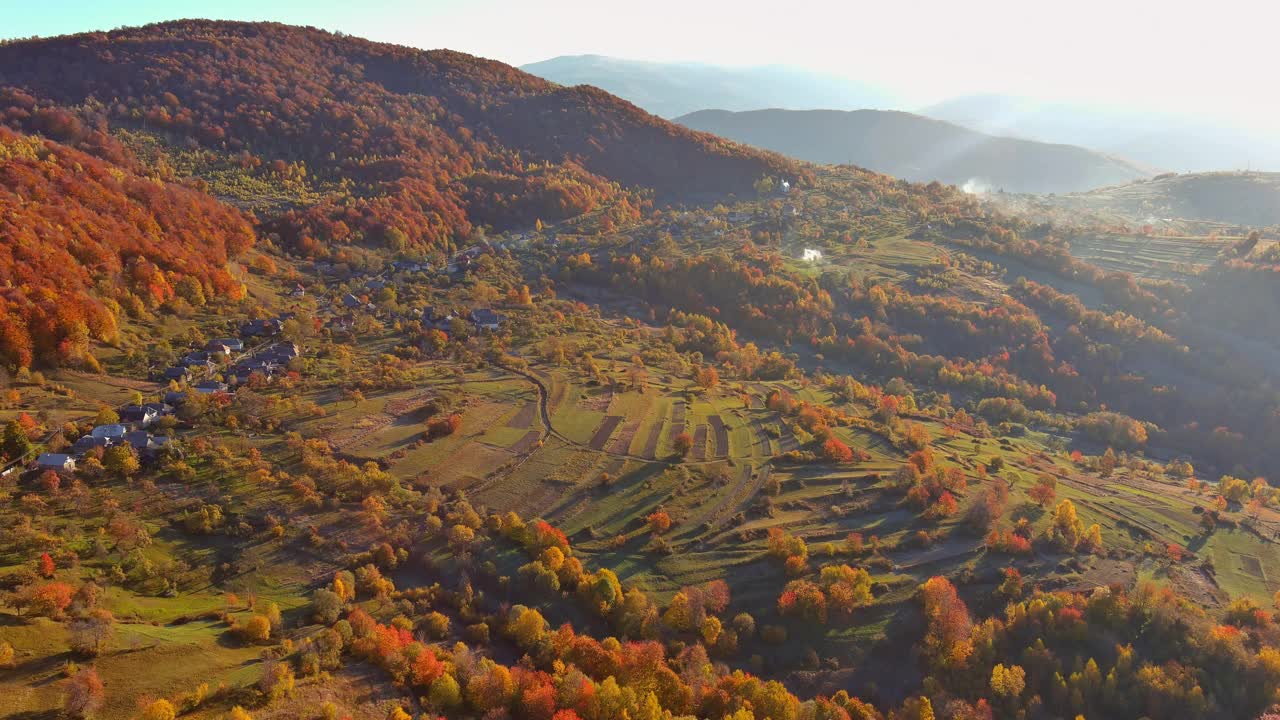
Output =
[{"x1": 3, "y1": 0, "x2": 1276, "y2": 131}]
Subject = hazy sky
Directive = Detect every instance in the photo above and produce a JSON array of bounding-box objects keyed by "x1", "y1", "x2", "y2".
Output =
[{"x1": 4, "y1": 0, "x2": 1275, "y2": 130}]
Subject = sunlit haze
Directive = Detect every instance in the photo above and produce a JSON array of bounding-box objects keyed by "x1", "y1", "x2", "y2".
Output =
[{"x1": 6, "y1": 0, "x2": 1278, "y2": 133}]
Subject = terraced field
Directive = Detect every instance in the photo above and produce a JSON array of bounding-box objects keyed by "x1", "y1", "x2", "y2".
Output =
[{"x1": 1067, "y1": 233, "x2": 1231, "y2": 278}]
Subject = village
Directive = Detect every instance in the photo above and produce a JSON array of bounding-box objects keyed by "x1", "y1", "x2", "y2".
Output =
[{"x1": 13, "y1": 241, "x2": 516, "y2": 483}]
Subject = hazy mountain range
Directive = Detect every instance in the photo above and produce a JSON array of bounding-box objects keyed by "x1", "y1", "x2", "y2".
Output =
[
  {"x1": 677, "y1": 108, "x2": 1150, "y2": 194},
  {"x1": 524, "y1": 56, "x2": 1280, "y2": 180},
  {"x1": 923, "y1": 95, "x2": 1280, "y2": 174},
  {"x1": 520, "y1": 55, "x2": 898, "y2": 119}
]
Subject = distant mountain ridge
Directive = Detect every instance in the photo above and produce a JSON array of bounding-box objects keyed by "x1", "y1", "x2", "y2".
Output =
[
  {"x1": 521, "y1": 55, "x2": 898, "y2": 118},
  {"x1": 922, "y1": 95, "x2": 1280, "y2": 173},
  {"x1": 676, "y1": 108, "x2": 1151, "y2": 194}
]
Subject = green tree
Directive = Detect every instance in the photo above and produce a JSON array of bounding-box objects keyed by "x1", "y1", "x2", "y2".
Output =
[
  {"x1": 102, "y1": 445, "x2": 140, "y2": 478},
  {"x1": 1, "y1": 420, "x2": 32, "y2": 460},
  {"x1": 92, "y1": 407, "x2": 119, "y2": 426},
  {"x1": 429, "y1": 673, "x2": 462, "y2": 708}
]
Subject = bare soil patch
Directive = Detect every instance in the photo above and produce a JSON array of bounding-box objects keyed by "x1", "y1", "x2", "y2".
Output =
[
  {"x1": 608, "y1": 419, "x2": 640, "y2": 455},
  {"x1": 589, "y1": 415, "x2": 623, "y2": 450},
  {"x1": 510, "y1": 429, "x2": 542, "y2": 454},
  {"x1": 384, "y1": 391, "x2": 433, "y2": 417},
  {"x1": 641, "y1": 421, "x2": 664, "y2": 459},
  {"x1": 507, "y1": 401, "x2": 537, "y2": 428},
  {"x1": 579, "y1": 390, "x2": 613, "y2": 412},
  {"x1": 692, "y1": 424, "x2": 708, "y2": 461},
  {"x1": 1169, "y1": 564, "x2": 1227, "y2": 607},
  {"x1": 708, "y1": 415, "x2": 729, "y2": 458}
]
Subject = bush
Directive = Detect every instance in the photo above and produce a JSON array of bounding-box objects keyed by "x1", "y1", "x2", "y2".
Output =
[
  {"x1": 425, "y1": 413, "x2": 462, "y2": 439},
  {"x1": 141, "y1": 699, "x2": 177, "y2": 720},
  {"x1": 673, "y1": 432, "x2": 694, "y2": 457},
  {"x1": 311, "y1": 588, "x2": 342, "y2": 624},
  {"x1": 237, "y1": 614, "x2": 272, "y2": 643}
]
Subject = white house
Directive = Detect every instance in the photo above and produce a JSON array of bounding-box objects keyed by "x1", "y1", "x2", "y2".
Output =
[
  {"x1": 120, "y1": 405, "x2": 159, "y2": 428},
  {"x1": 90, "y1": 424, "x2": 129, "y2": 440}
]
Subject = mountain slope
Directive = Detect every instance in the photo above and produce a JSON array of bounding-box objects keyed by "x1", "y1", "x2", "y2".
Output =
[
  {"x1": 521, "y1": 55, "x2": 898, "y2": 118},
  {"x1": 923, "y1": 94, "x2": 1280, "y2": 173},
  {"x1": 1005, "y1": 171, "x2": 1280, "y2": 228},
  {"x1": 0, "y1": 124, "x2": 254, "y2": 370},
  {"x1": 0, "y1": 22, "x2": 805, "y2": 258},
  {"x1": 677, "y1": 108, "x2": 1151, "y2": 193}
]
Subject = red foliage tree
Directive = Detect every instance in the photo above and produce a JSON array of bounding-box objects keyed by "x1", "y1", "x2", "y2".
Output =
[
  {"x1": 647, "y1": 511, "x2": 672, "y2": 535},
  {"x1": 920, "y1": 576, "x2": 973, "y2": 669},
  {"x1": 673, "y1": 432, "x2": 694, "y2": 457},
  {"x1": 822, "y1": 437, "x2": 854, "y2": 463},
  {"x1": 37, "y1": 552, "x2": 55, "y2": 579},
  {"x1": 425, "y1": 413, "x2": 463, "y2": 439}
]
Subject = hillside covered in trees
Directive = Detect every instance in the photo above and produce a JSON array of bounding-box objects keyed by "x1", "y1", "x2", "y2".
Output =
[
  {"x1": 0, "y1": 22, "x2": 805, "y2": 259},
  {"x1": 0, "y1": 122, "x2": 255, "y2": 370},
  {"x1": 0, "y1": 20, "x2": 802, "y2": 370}
]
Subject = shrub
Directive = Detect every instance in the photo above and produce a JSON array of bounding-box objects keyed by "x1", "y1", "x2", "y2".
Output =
[
  {"x1": 141, "y1": 699, "x2": 177, "y2": 720},
  {"x1": 237, "y1": 614, "x2": 272, "y2": 643},
  {"x1": 425, "y1": 413, "x2": 463, "y2": 439},
  {"x1": 673, "y1": 432, "x2": 694, "y2": 457},
  {"x1": 646, "y1": 511, "x2": 672, "y2": 534}
]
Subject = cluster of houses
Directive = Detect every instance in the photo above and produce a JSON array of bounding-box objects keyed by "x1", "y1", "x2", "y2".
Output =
[
  {"x1": 34, "y1": 333, "x2": 303, "y2": 475},
  {"x1": 332, "y1": 294, "x2": 508, "y2": 336},
  {"x1": 447, "y1": 245, "x2": 486, "y2": 274},
  {"x1": 163, "y1": 340, "x2": 301, "y2": 400},
  {"x1": 421, "y1": 306, "x2": 506, "y2": 333},
  {"x1": 35, "y1": 401, "x2": 176, "y2": 474},
  {"x1": 159, "y1": 336, "x2": 244, "y2": 384},
  {"x1": 20, "y1": 232, "x2": 545, "y2": 477},
  {"x1": 309, "y1": 239, "x2": 536, "y2": 339},
  {"x1": 157, "y1": 313, "x2": 296, "y2": 388},
  {"x1": 227, "y1": 341, "x2": 301, "y2": 385}
]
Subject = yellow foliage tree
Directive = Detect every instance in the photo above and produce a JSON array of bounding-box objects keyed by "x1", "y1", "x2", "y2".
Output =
[
  {"x1": 430, "y1": 673, "x2": 463, "y2": 708},
  {"x1": 142, "y1": 699, "x2": 177, "y2": 720},
  {"x1": 662, "y1": 592, "x2": 694, "y2": 632},
  {"x1": 509, "y1": 607, "x2": 547, "y2": 648},
  {"x1": 1049, "y1": 499, "x2": 1085, "y2": 551},
  {"x1": 700, "y1": 615, "x2": 722, "y2": 646},
  {"x1": 990, "y1": 663, "x2": 1027, "y2": 697},
  {"x1": 240, "y1": 614, "x2": 271, "y2": 643}
]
